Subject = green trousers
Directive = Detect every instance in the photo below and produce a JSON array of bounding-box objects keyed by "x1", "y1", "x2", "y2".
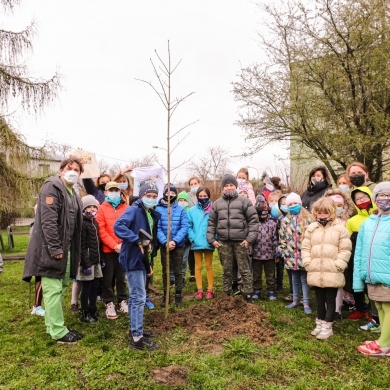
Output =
[
  {"x1": 41, "y1": 258, "x2": 70, "y2": 340},
  {"x1": 377, "y1": 301, "x2": 390, "y2": 347}
]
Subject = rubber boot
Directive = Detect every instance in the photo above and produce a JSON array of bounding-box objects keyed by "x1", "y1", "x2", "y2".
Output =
[
  {"x1": 316, "y1": 321, "x2": 333, "y2": 340},
  {"x1": 310, "y1": 319, "x2": 323, "y2": 336}
]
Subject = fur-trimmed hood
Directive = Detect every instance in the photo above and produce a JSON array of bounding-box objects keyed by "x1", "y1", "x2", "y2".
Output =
[{"x1": 324, "y1": 188, "x2": 356, "y2": 221}]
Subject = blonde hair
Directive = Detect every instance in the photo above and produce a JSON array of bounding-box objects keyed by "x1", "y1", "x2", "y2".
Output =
[
  {"x1": 311, "y1": 197, "x2": 336, "y2": 221},
  {"x1": 188, "y1": 176, "x2": 201, "y2": 186},
  {"x1": 268, "y1": 191, "x2": 282, "y2": 203},
  {"x1": 236, "y1": 167, "x2": 249, "y2": 180}
]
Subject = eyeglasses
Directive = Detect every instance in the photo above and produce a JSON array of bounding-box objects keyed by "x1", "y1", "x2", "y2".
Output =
[
  {"x1": 354, "y1": 195, "x2": 370, "y2": 203},
  {"x1": 376, "y1": 193, "x2": 390, "y2": 200}
]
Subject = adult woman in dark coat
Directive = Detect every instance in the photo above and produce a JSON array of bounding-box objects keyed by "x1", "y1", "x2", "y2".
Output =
[{"x1": 301, "y1": 165, "x2": 332, "y2": 212}]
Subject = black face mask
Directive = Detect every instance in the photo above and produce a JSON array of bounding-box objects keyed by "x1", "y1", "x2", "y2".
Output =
[
  {"x1": 317, "y1": 218, "x2": 330, "y2": 226},
  {"x1": 98, "y1": 184, "x2": 107, "y2": 191},
  {"x1": 163, "y1": 195, "x2": 177, "y2": 204},
  {"x1": 349, "y1": 174, "x2": 365, "y2": 187}
]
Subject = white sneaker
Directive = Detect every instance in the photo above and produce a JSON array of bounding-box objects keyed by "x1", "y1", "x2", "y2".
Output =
[
  {"x1": 31, "y1": 305, "x2": 45, "y2": 316},
  {"x1": 316, "y1": 322, "x2": 333, "y2": 340},
  {"x1": 105, "y1": 302, "x2": 118, "y2": 319},
  {"x1": 119, "y1": 300, "x2": 129, "y2": 314}
]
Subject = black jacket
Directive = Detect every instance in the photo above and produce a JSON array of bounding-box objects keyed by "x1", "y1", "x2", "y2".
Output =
[
  {"x1": 301, "y1": 181, "x2": 332, "y2": 211},
  {"x1": 81, "y1": 216, "x2": 101, "y2": 269}
]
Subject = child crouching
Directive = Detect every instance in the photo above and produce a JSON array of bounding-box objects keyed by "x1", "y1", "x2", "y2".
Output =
[{"x1": 302, "y1": 197, "x2": 352, "y2": 340}]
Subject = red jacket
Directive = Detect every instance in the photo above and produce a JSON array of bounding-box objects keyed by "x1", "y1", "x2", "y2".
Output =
[{"x1": 96, "y1": 201, "x2": 127, "y2": 253}]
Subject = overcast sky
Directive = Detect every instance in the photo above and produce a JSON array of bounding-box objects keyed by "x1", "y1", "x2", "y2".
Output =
[{"x1": 6, "y1": 0, "x2": 289, "y2": 182}]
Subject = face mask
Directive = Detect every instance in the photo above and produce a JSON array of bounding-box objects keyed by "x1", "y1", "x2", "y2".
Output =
[
  {"x1": 317, "y1": 218, "x2": 330, "y2": 226},
  {"x1": 356, "y1": 200, "x2": 371, "y2": 210},
  {"x1": 198, "y1": 198, "x2": 209, "y2": 205},
  {"x1": 191, "y1": 186, "x2": 199, "y2": 193},
  {"x1": 288, "y1": 204, "x2": 301, "y2": 215},
  {"x1": 237, "y1": 179, "x2": 246, "y2": 186},
  {"x1": 118, "y1": 183, "x2": 128, "y2": 191},
  {"x1": 376, "y1": 198, "x2": 390, "y2": 211},
  {"x1": 223, "y1": 189, "x2": 237, "y2": 198},
  {"x1": 107, "y1": 191, "x2": 121, "y2": 201},
  {"x1": 142, "y1": 197, "x2": 158, "y2": 209},
  {"x1": 311, "y1": 177, "x2": 323, "y2": 185},
  {"x1": 178, "y1": 201, "x2": 188, "y2": 208},
  {"x1": 83, "y1": 210, "x2": 97, "y2": 219},
  {"x1": 280, "y1": 205, "x2": 289, "y2": 214},
  {"x1": 349, "y1": 174, "x2": 365, "y2": 187},
  {"x1": 98, "y1": 183, "x2": 107, "y2": 191},
  {"x1": 338, "y1": 184, "x2": 350, "y2": 193},
  {"x1": 163, "y1": 195, "x2": 177, "y2": 204},
  {"x1": 271, "y1": 204, "x2": 280, "y2": 219},
  {"x1": 63, "y1": 170, "x2": 79, "y2": 185},
  {"x1": 336, "y1": 206, "x2": 344, "y2": 216}
]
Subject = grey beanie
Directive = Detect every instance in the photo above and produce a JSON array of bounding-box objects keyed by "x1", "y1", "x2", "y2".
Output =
[
  {"x1": 82, "y1": 195, "x2": 99, "y2": 210},
  {"x1": 372, "y1": 182, "x2": 390, "y2": 200},
  {"x1": 221, "y1": 174, "x2": 238, "y2": 188}
]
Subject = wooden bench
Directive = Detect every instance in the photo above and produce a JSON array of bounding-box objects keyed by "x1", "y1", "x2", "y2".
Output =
[{"x1": 7, "y1": 225, "x2": 30, "y2": 249}]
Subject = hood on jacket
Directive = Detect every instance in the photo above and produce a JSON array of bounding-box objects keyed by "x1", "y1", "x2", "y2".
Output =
[
  {"x1": 350, "y1": 186, "x2": 377, "y2": 216},
  {"x1": 324, "y1": 188, "x2": 356, "y2": 220},
  {"x1": 177, "y1": 191, "x2": 189, "y2": 202}
]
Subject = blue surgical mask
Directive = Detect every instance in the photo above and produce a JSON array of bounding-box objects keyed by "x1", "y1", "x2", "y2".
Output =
[
  {"x1": 288, "y1": 204, "x2": 301, "y2": 215},
  {"x1": 280, "y1": 205, "x2": 289, "y2": 214},
  {"x1": 338, "y1": 185, "x2": 350, "y2": 193},
  {"x1": 142, "y1": 197, "x2": 158, "y2": 209},
  {"x1": 118, "y1": 183, "x2": 128, "y2": 191},
  {"x1": 237, "y1": 179, "x2": 246, "y2": 186},
  {"x1": 271, "y1": 204, "x2": 280, "y2": 219},
  {"x1": 191, "y1": 186, "x2": 199, "y2": 193},
  {"x1": 107, "y1": 191, "x2": 121, "y2": 201}
]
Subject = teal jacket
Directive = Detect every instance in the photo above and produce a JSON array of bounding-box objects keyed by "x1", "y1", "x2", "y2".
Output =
[
  {"x1": 188, "y1": 202, "x2": 214, "y2": 251},
  {"x1": 353, "y1": 213, "x2": 390, "y2": 292}
]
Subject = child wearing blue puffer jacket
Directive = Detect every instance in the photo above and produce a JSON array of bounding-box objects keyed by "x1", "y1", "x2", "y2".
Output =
[
  {"x1": 187, "y1": 187, "x2": 215, "y2": 300},
  {"x1": 156, "y1": 183, "x2": 189, "y2": 307}
]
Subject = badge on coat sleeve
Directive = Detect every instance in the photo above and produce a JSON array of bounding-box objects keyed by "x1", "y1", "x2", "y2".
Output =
[{"x1": 45, "y1": 196, "x2": 54, "y2": 205}]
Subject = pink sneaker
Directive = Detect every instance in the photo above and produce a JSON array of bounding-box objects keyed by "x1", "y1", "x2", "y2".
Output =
[
  {"x1": 358, "y1": 340, "x2": 390, "y2": 356},
  {"x1": 195, "y1": 290, "x2": 203, "y2": 300},
  {"x1": 205, "y1": 290, "x2": 214, "y2": 300}
]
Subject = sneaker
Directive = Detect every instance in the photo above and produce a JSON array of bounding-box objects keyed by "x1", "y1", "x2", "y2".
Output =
[
  {"x1": 195, "y1": 289, "x2": 204, "y2": 300},
  {"x1": 31, "y1": 305, "x2": 45, "y2": 316},
  {"x1": 205, "y1": 290, "x2": 214, "y2": 300},
  {"x1": 304, "y1": 306, "x2": 312, "y2": 314},
  {"x1": 268, "y1": 291, "x2": 277, "y2": 301},
  {"x1": 175, "y1": 294, "x2": 183, "y2": 306},
  {"x1": 57, "y1": 332, "x2": 80, "y2": 344},
  {"x1": 283, "y1": 293, "x2": 293, "y2": 302},
  {"x1": 143, "y1": 331, "x2": 156, "y2": 338},
  {"x1": 348, "y1": 310, "x2": 368, "y2": 321},
  {"x1": 316, "y1": 322, "x2": 333, "y2": 340},
  {"x1": 286, "y1": 303, "x2": 299, "y2": 309},
  {"x1": 68, "y1": 328, "x2": 84, "y2": 340},
  {"x1": 359, "y1": 318, "x2": 381, "y2": 333},
  {"x1": 252, "y1": 290, "x2": 261, "y2": 300},
  {"x1": 105, "y1": 302, "x2": 118, "y2": 319},
  {"x1": 118, "y1": 300, "x2": 129, "y2": 314},
  {"x1": 276, "y1": 286, "x2": 283, "y2": 293},
  {"x1": 145, "y1": 297, "x2": 155, "y2": 310},
  {"x1": 70, "y1": 303, "x2": 79, "y2": 313},
  {"x1": 358, "y1": 340, "x2": 390, "y2": 356},
  {"x1": 245, "y1": 294, "x2": 254, "y2": 304},
  {"x1": 130, "y1": 336, "x2": 158, "y2": 351}
]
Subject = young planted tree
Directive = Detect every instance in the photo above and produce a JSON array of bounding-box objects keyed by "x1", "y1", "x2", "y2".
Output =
[
  {"x1": 137, "y1": 41, "x2": 195, "y2": 317},
  {"x1": 233, "y1": 0, "x2": 390, "y2": 181},
  {"x1": 0, "y1": 0, "x2": 61, "y2": 226}
]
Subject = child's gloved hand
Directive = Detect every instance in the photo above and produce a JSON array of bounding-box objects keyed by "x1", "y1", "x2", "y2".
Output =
[
  {"x1": 101, "y1": 262, "x2": 106, "y2": 269},
  {"x1": 83, "y1": 267, "x2": 92, "y2": 275}
]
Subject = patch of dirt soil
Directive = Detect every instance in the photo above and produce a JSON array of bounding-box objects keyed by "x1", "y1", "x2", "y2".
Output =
[
  {"x1": 147, "y1": 294, "x2": 276, "y2": 347},
  {"x1": 150, "y1": 365, "x2": 188, "y2": 387}
]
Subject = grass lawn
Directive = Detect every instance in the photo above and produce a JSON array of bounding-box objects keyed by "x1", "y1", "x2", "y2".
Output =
[{"x1": 1, "y1": 251, "x2": 390, "y2": 389}]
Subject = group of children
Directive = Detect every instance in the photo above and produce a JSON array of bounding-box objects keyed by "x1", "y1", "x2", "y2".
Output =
[{"x1": 26, "y1": 161, "x2": 390, "y2": 355}]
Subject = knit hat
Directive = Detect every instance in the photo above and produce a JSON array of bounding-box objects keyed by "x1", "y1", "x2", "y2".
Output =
[
  {"x1": 285, "y1": 192, "x2": 302, "y2": 206},
  {"x1": 330, "y1": 194, "x2": 345, "y2": 205},
  {"x1": 177, "y1": 191, "x2": 189, "y2": 202},
  {"x1": 221, "y1": 174, "x2": 238, "y2": 188},
  {"x1": 255, "y1": 194, "x2": 267, "y2": 205},
  {"x1": 163, "y1": 182, "x2": 178, "y2": 196},
  {"x1": 81, "y1": 195, "x2": 99, "y2": 210},
  {"x1": 105, "y1": 181, "x2": 120, "y2": 191},
  {"x1": 139, "y1": 180, "x2": 159, "y2": 199},
  {"x1": 372, "y1": 182, "x2": 390, "y2": 200}
]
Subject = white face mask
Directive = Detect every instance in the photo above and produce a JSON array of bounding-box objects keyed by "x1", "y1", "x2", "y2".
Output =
[
  {"x1": 63, "y1": 170, "x2": 79, "y2": 185},
  {"x1": 118, "y1": 183, "x2": 128, "y2": 191}
]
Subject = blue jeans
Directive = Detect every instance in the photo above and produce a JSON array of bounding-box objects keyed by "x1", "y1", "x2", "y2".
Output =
[
  {"x1": 291, "y1": 269, "x2": 310, "y2": 306},
  {"x1": 126, "y1": 270, "x2": 146, "y2": 338}
]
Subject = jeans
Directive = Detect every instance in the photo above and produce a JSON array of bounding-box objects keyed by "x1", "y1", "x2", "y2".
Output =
[
  {"x1": 126, "y1": 269, "x2": 146, "y2": 338},
  {"x1": 291, "y1": 269, "x2": 310, "y2": 306}
]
